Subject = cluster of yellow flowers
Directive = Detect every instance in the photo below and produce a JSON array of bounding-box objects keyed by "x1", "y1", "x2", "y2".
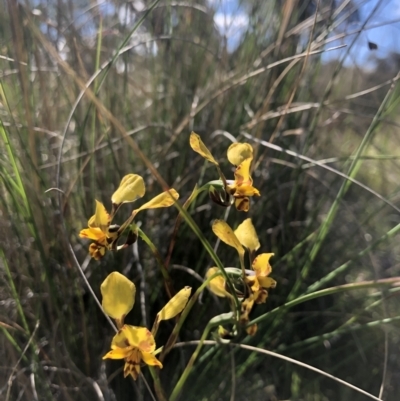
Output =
[
  {"x1": 78, "y1": 132, "x2": 275, "y2": 380},
  {"x1": 189, "y1": 132, "x2": 260, "y2": 212},
  {"x1": 101, "y1": 272, "x2": 191, "y2": 379},
  {"x1": 79, "y1": 174, "x2": 179, "y2": 259},
  {"x1": 189, "y1": 133, "x2": 275, "y2": 332},
  {"x1": 207, "y1": 218, "x2": 275, "y2": 334}
]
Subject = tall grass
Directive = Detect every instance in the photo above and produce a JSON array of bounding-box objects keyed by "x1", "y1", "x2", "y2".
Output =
[{"x1": 1, "y1": 0, "x2": 400, "y2": 400}]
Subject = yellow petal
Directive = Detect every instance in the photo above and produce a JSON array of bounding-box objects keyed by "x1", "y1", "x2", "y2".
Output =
[
  {"x1": 141, "y1": 351, "x2": 163, "y2": 368},
  {"x1": 158, "y1": 286, "x2": 191, "y2": 321},
  {"x1": 252, "y1": 253, "x2": 274, "y2": 277},
  {"x1": 206, "y1": 268, "x2": 228, "y2": 297},
  {"x1": 122, "y1": 325, "x2": 156, "y2": 353},
  {"x1": 254, "y1": 288, "x2": 268, "y2": 303},
  {"x1": 233, "y1": 158, "x2": 253, "y2": 187},
  {"x1": 124, "y1": 352, "x2": 141, "y2": 380},
  {"x1": 227, "y1": 142, "x2": 253, "y2": 166},
  {"x1": 212, "y1": 220, "x2": 244, "y2": 256},
  {"x1": 246, "y1": 275, "x2": 260, "y2": 293},
  {"x1": 133, "y1": 189, "x2": 179, "y2": 215},
  {"x1": 234, "y1": 196, "x2": 250, "y2": 212},
  {"x1": 111, "y1": 174, "x2": 146, "y2": 205},
  {"x1": 240, "y1": 295, "x2": 255, "y2": 323},
  {"x1": 110, "y1": 328, "x2": 129, "y2": 348},
  {"x1": 93, "y1": 200, "x2": 110, "y2": 232},
  {"x1": 102, "y1": 346, "x2": 132, "y2": 360},
  {"x1": 189, "y1": 132, "x2": 219, "y2": 165},
  {"x1": 246, "y1": 323, "x2": 258, "y2": 336},
  {"x1": 234, "y1": 218, "x2": 260, "y2": 251},
  {"x1": 101, "y1": 272, "x2": 136, "y2": 320},
  {"x1": 234, "y1": 184, "x2": 260, "y2": 198},
  {"x1": 89, "y1": 243, "x2": 106, "y2": 260},
  {"x1": 258, "y1": 276, "x2": 277, "y2": 289},
  {"x1": 79, "y1": 227, "x2": 106, "y2": 242},
  {"x1": 88, "y1": 215, "x2": 96, "y2": 227}
]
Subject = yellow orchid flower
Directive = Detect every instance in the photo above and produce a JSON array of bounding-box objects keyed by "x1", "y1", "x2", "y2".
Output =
[
  {"x1": 234, "y1": 218, "x2": 276, "y2": 302},
  {"x1": 101, "y1": 273, "x2": 192, "y2": 380},
  {"x1": 189, "y1": 132, "x2": 260, "y2": 211},
  {"x1": 213, "y1": 219, "x2": 276, "y2": 305},
  {"x1": 79, "y1": 174, "x2": 179, "y2": 259},
  {"x1": 79, "y1": 200, "x2": 117, "y2": 260},
  {"x1": 103, "y1": 325, "x2": 162, "y2": 380},
  {"x1": 226, "y1": 157, "x2": 260, "y2": 212},
  {"x1": 101, "y1": 272, "x2": 136, "y2": 327},
  {"x1": 246, "y1": 253, "x2": 276, "y2": 304}
]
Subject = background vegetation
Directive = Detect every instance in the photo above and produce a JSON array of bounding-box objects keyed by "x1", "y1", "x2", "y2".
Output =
[{"x1": 1, "y1": 0, "x2": 400, "y2": 400}]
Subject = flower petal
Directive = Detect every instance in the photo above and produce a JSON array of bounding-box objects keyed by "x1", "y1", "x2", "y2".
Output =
[
  {"x1": 206, "y1": 267, "x2": 228, "y2": 297},
  {"x1": 234, "y1": 218, "x2": 260, "y2": 251},
  {"x1": 189, "y1": 132, "x2": 219, "y2": 165},
  {"x1": 79, "y1": 227, "x2": 106, "y2": 242},
  {"x1": 234, "y1": 196, "x2": 250, "y2": 212},
  {"x1": 227, "y1": 143, "x2": 253, "y2": 166},
  {"x1": 124, "y1": 348, "x2": 142, "y2": 380},
  {"x1": 101, "y1": 272, "x2": 136, "y2": 320},
  {"x1": 254, "y1": 288, "x2": 268, "y2": 303},
  {"x1": 89, "y1": 243, "x2": 106, "y2": 260},
  {"x1": 133, "y1": 189, "x2": 179, "y2": 215},
  {"x1": 111, "y1": 174, "x2": 145, "y2": 205},
  {"x1": 240, "y1": 295, "x2": 255, "y2": 323},
  {"x1": 258, "y1": 276, "x2": 277, "y2": 289},
  {"x1": 252, "y1": 253, "x2": 274, "y2": 277},
  {"x1": 158, "y1": 286, "x2": 191, "y2": 321},
  {"x1": 141, "y1": 352, "x2": 163, "y2": 368},
  {"x1": 93, "y1": 200, "x2": 110, "y2": 232},
  {"x1": 246, "y1": 275, "x2": 260, "y2": 293},
  {"x1": 110, "y1": 328, "x2": 129, "y2": 348},
  {"x1": 246, "y1": 323, "x2": 258, "y2": 336},
  {"x1": 102, "y1": 346, "x2": 132, "y2": 360},
  {"x1": 122, "y1": 325, "x2": 156, "y2": 353},
  {"x1": 212, "y1": 220, "x2": 244, "y2": 256},
  {"x1": 232, "y1": 158, "x2": 253, "y2": 188}
]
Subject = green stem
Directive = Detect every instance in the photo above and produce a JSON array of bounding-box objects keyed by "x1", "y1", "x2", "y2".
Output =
[
  {"x1": 165, "y1": 184, "x2": 206, "y2": 269},
  {"x1": 148, "y1": 367, "x2": 167, "y2": 401},
  {"x1": 160, "y1": 272, "x2": 234, "y2": 358},
  {"x1": 137, "y1": 228, "x2": 171, "y2": 284},
  {"x1": 170, "y1": 194, "x2": 241, "y2": 313},
  {"x1": 169, "y1": 313, "x2": 235, "y2": 401}
]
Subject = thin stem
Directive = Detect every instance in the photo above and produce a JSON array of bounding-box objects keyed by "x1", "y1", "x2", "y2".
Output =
[
  {"x1": 173, "y1": 341, "x2": 384, "y2": 401},
  {"x1": 169, "y1": 313, "x2": 235, "y2": 401}
]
